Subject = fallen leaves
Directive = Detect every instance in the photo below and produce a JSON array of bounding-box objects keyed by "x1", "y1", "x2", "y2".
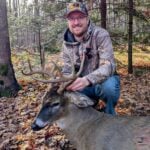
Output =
[
  {"x1": 116, "y1": 72, "x2": 150, "y2": 116},
  {"x1": 0, "y1": 47, "x2": 150, "y2": 149}
]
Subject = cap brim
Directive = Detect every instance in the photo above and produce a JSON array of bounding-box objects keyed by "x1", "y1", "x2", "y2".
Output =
[{"x1": 66, "y1": 10, "x2": 87, "y2": 18}]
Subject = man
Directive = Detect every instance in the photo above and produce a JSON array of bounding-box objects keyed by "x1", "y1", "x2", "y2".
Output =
[{"x1": 62, "y1": 2, "x2": 120, "y2": 115}]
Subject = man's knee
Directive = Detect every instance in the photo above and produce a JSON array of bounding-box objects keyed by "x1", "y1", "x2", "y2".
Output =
[
  {"x1": 95, "y1": 75, "x2": 120, "y2": 102},
  {"x1": 103, "y1": 75, "x2": 120, "y2": 90}
]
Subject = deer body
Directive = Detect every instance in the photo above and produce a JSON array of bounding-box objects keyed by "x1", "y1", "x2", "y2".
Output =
[
  {"x1": 56, "y1": 103, "x2": 149, "y2": 150},
  {"x1": 32, "y1": 92, "x2": 150, "y2": 150}
]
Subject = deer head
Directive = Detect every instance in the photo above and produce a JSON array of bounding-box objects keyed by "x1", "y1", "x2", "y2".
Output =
[{"x1": 22, "y1": 52, "x2": 94, "y2": 131}]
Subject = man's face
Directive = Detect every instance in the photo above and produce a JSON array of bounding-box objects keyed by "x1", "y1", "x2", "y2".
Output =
[{"x1": 67, "y1": 12, "x2": 89, "y2": 37}]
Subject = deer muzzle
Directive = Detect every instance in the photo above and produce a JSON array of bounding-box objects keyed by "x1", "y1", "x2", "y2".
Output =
[{"x1": 31, "y1": 117, "x2": 48, "y2": 131}]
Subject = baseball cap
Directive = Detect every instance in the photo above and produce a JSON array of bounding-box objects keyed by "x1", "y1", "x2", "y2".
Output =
[{"x1": 65, "y1": 2, "x2": 88, "y2": 18}]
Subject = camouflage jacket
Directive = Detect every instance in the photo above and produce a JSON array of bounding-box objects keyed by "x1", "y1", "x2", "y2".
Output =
[{"x1": 61, "y1": 21, "x2": 116, "y2": 85}]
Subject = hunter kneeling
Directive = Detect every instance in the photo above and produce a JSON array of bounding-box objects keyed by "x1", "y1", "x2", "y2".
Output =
[{"x1": 62, "y1": 2, "x2": 120, "y2": 115}]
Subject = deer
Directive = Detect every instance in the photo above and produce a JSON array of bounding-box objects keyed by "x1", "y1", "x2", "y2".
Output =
[{"x1": 22, "y1": 52, "x2": 150, "y2": 150}]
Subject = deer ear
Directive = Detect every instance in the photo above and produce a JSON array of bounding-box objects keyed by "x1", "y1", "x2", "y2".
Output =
[{"x1": 64, "y1": 92, "x2": 94, "y2": 107}]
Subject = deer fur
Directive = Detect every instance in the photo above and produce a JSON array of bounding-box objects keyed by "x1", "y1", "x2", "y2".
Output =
[{"x1": 32, "y1": 91, "x2": 150, "y2": 150}]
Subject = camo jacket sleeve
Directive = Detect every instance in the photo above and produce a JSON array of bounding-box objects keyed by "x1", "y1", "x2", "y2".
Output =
[{"x1": 85, "y1": 31, "x2": 116, "y2": 85}]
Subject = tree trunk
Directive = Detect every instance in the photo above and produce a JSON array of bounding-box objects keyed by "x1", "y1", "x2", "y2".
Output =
[
  {"x1": 34, "y1": 0, "x2": 45, "y2": 70},
  {"x1": 34, "y1": 0, "x2": 41, "y2": 52},
  {"x1": 8, "y1": 0, "x2": 12, "y2": 13},
  {"x1": 128, "y1": 0, "x2": 133, "y2": 74},
  {"x1": 88, "y1": 0, "x2": 93, "y2": 10},
  {"x1": 0, "y1": 0, "x2": 20, "y2": 97},
  {"x1": 100, "y1": 0, "x2": 107, "y2": 29}
]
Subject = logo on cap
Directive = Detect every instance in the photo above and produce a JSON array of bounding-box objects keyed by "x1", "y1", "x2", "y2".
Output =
[{"x1": 66, "y1": 2, "x2": 88, "y2": 17}]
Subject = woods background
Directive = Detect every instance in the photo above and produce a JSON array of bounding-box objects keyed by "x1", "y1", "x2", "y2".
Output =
[
  {"x1": 0, "y1": 0, "x2": 150, "y2": 149},
  {"x1": 7, "y1": 0, "x2": 150, "y2": 75}
]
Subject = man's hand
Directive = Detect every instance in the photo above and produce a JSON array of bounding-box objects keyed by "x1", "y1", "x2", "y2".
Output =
[{"x1": 66, "y1": 77, "x2": 90, "y2": 91}]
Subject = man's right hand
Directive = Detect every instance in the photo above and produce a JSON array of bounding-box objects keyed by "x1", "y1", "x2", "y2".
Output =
[{"x1": 66, "y1": 77, "x2": 90, "y2": 91}]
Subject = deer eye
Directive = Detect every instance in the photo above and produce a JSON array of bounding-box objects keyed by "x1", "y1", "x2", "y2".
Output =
[{"x1": 51, "y1": 102, "x2": 60, "y2": 107}]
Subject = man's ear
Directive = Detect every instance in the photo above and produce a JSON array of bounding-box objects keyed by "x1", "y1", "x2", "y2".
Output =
[{"x1": 64, "y1": 91, "x2": 94, "y2": 107}]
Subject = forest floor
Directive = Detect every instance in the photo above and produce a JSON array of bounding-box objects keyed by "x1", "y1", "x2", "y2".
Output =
[{"x1": 0, "y1": 45, "x2": 150, "y2": 150}]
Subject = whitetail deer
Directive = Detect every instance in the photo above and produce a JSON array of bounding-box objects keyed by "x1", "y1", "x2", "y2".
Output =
[{"x1": 22, "y1": 53, "x2": 150, "y2": 150}]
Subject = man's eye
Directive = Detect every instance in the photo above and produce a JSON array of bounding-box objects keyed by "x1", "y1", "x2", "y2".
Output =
[
  {"x1": 79, "y1": 16, "x2": 84, "y2": 19},
  {"x1": 69, "y1": 17, "x2": 74, "y2": 20}
]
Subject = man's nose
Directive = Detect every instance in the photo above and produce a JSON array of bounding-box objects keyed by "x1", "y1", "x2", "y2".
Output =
[{"x1": 73, "y1": 19, "x2": 80, "y2": 25}]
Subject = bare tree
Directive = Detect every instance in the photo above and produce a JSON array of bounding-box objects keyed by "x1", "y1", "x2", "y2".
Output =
[
  {"x1": 128, "y1": 0, "x2": 133, "y2": 73},
  {"x1": 0, "y1": 0, "x2": 20, "y2": 97},
  {"x1": 87, "y1": 0, "x2": 93, "y2": 10},
  {"x1": 100, "y1": 0, "x2": 107, "y2": 29}
]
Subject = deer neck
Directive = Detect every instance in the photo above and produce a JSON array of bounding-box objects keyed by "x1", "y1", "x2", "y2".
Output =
[{"x1": 56, "y1": 103, "x2": 104, "y2": 138}]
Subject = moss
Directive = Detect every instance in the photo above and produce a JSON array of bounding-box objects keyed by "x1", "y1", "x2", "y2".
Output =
[
  {"x1": 133, "y1": 67, "x2": 150, "y2": 77},
  {"x1": 0, "y1": 84, "x2": 21, "y2": 98},
  {"x1": 0, "y1": 64, "x2": 8, "y2": 76},
  {"x1": 0, "y1": 90, "x2": 11, "y2": 97}
]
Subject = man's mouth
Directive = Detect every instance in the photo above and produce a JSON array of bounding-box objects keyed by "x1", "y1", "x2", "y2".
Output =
[
  {"x1": 73, "y1": 27, "x2": 82, "y2": 31},
  {"x1": 73, "y1": 25, "x2": 82, "y2": 28}
]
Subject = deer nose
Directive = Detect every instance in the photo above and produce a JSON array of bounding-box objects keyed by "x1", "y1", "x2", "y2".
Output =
[{"x1": 31, "y1": 122, "x2": 42, "y2": 131}]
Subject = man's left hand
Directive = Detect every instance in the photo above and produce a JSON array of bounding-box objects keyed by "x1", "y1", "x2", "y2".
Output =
[{"x1": 66, "y1": 77, "x2": 90, "y2": 91}]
